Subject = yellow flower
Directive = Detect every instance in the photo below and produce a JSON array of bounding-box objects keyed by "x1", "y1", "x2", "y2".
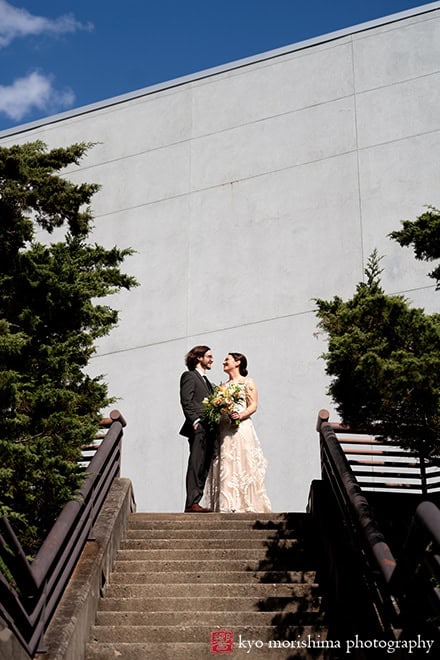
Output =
[{"x1": 202, "y1": 382, "x2": 245, "y2": 429}]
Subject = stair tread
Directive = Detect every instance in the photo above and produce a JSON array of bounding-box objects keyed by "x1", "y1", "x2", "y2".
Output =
[
  {"x1": 116, "y1": 548, "x2": 301, "y2": 560},
  {"x1": 120, "y1": 539, "x2": 300, "y2": 548},
  {"x1": 96, "y1": 610, "x2": 324, "y2": 625},
  {"x1": 112, "y1": 560, "x2": 316, "y2": 572},
  {"x1": 109, "y1": 570, "x2": 316, "y2": 584},
  {"x1": 129, "y1": 512, "x2": 307, "y2": 519},
  {"x1": 126, "y1": 529, "x2": 299, "y2": 538},
  {"x1": 127, "y1": 513, "x2": 312, "y2": 531},
  {"x1": 89, "y1": 623, "x2": 327, "y2": 643},
  {"x1": 98, "y1": 595, "x2": 322, "y2": 612},
  {"x1": 104, "y1": 582, "x2": 319, "y2": 597}
]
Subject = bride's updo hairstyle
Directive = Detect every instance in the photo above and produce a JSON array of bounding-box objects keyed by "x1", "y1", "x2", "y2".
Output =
[{"x1": 229, "y1": 352, "x2": 248, "y2": 377}]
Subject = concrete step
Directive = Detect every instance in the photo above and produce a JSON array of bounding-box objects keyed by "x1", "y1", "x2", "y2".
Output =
[
  {"x1": 112, "y1": 558, "x2": 314, "y2": 574},
  {"x1": 103, "y1": 582, "x2": 317, "y2": 599},
  {"x1": 125, "y1": 528, "x2": 298, "y2": 539},
  {"x1": 120, "y1": 537, "x2": 299, "y2": 549},
  {"x1": 86, "y1": 639, "x2": 330, "y2": 659},
  {"x1": 98, "y1": 593, "x2": 321, "y2": 612},
  {"x1": 115, "y1": 547, "x2": 299, "y2": 561},
  {"x1": 127, "y1": 513, "x2": 310, "y2": 530},
  {"x1": 127, "y1": 520, "x2": 303, "y2": 531},
  {"x1": 129, "y1": 512, "x2": 307, "y2": 521},
  {"x1": 89, "y1": 623, "x2": 326, "y2": 643},
  {"x1": 109, "y1": 570, "x2": 317, "y2": 584},
  {"x1": 95, "y1": 608, "x2": 324, "y2": 626}
]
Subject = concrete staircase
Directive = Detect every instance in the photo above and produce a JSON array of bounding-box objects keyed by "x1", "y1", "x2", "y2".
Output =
[{"x1": 86, "y1": 512, "x2": 328, "y2": 659}]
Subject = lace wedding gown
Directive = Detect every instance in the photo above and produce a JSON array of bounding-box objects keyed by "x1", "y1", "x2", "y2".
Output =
[{"x1": 203, "y1": 381, "x2": 272, "y2": 513}]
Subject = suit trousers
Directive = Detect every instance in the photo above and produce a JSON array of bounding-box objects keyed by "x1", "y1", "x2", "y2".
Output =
[{"x1": 185, "y1": 425, "x2": 213, "y2": 509}]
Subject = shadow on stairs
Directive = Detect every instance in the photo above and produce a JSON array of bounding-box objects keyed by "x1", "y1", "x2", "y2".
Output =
[{"x1": 85, "y1": 512, "x2": 333, "y2": 659}]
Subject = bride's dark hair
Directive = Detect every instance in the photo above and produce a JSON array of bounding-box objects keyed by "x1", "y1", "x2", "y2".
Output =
[{"x1": 229, "y1": 352, "x2": 248, "y2": 377}]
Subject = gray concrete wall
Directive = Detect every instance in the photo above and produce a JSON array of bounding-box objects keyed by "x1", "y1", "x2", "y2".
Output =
[{"x1": 1, "y1": 3, "x2": 439, "y2": 513}]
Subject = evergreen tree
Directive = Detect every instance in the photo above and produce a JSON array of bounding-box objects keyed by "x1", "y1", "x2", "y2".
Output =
[
  {"x1": 315, "y1": 251, "x2": 440, "y2": 460},
  {"x1": 389, "y1": 205, "x2": 440, "y2": 289},
  {"x1": 0, "y1": 141, "x2": 137, "y2": 554}
]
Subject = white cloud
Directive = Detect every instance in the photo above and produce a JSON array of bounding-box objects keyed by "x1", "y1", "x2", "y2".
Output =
[
  {"x1": 0, "y1": 0, "x2": 92, "y2": 48},
  {"x1": 0, "y1": 71, "x2": 74, "y2": 120}
]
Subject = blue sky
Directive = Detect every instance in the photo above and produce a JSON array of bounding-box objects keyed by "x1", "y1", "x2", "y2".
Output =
[{"x1": 0, "y1": 0, "x2": 434, "y2": 132}]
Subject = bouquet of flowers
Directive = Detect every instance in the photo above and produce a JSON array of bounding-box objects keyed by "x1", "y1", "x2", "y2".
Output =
[{"x1": 202, "y1": 383, "x2": 244, "y2": 429}]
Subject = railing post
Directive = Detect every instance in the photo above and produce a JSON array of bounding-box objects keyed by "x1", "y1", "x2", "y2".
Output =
[
  {"x1": 316, "y1": 409, "x2": 329, "y2": 480},
  {"x1": 109, "y1": 409, "x2": 127, "y2": 427},
  {"x1": 316, "y1": 409, "x2": 330, "y2": 430}
]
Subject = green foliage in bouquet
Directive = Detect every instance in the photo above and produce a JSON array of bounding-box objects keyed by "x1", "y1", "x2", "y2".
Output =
[{"x1": 203, "y1": 383, "x2": 244, "y2": 430}]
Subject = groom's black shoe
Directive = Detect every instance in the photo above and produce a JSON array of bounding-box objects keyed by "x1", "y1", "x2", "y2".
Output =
[{"x1": 184, "y1": 503, "x2": 212, "y2": 513}]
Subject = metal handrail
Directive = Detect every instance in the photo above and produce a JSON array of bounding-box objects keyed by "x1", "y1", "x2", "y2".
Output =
[
  {"x1": 0, "y1": 410, "x2": 126, "y2": 657},
  {"x1": 314, "y1": 409, "x2": 440, "y2": 642},
  {"x1": 390, "y1": 501, "x2": 440, "y2": 629},
  {"x1": 317, "y1": 410, "x2": 397, "y2": 583}
]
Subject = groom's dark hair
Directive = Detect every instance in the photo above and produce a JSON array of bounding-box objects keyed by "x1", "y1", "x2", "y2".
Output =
[{"x1": 185, "y1": 345, "x2": 211, "y2": 370}]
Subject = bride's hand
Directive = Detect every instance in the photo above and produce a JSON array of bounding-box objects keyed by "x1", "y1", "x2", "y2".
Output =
[{"x1": 230, "y1": 411, "x2": 241, "y2": 421}]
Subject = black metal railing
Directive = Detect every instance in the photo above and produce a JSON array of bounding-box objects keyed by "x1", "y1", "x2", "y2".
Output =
[
  {"x1": 0, "y1": 409, "x2": 126, "y2": 657},
  {"x1": 310, "y1": 409, "x2": 440, "y2": 646}
]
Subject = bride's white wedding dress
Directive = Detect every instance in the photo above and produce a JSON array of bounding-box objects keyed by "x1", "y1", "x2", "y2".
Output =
[{"x1": 203, "y1": 380, "x2": 272, "y2": 513}]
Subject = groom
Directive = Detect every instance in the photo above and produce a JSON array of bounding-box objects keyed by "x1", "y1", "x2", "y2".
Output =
[{"x1": 180, "y1": 345, "x2": 214, "y2": 512}]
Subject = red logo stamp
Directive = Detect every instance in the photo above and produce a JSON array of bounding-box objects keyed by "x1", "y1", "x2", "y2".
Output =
[{"x1": 211, "y1": 630, "x2": 234, "y2": 654}]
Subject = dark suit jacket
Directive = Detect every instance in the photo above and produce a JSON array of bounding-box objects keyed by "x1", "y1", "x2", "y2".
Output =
[{"x1": 179, "y1": 369, "x2": 212, "y2": 437}]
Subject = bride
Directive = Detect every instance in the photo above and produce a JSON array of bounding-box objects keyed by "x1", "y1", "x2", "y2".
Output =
[{"x1": 203, "y1": 352, "x2": 272, "y2": 513}]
